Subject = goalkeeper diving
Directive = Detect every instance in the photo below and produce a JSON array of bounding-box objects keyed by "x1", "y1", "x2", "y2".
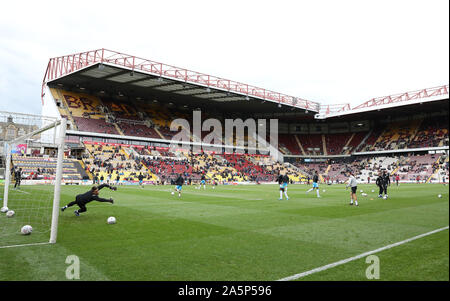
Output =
[{"x1": 61, "y1": 184, "x2": 117, "y2": 216}]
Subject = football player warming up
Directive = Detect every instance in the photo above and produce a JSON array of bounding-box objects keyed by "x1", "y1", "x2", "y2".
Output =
[
  {"x1": 346, "y1": 171, "x2": 359, "y2": 206},
  {"x1": 277, "y1": 173, "x2": 290, "y2": 200}
]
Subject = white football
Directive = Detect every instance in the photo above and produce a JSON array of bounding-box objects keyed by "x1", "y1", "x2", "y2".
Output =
[
  {"x1": 438, "y1": 194, "x2": 442, "y2": 198},
  {"x1": 6, "y1": 210, "x2": 15, "y2": 218},
  {"x1": 323, "y1": 189, "x2": 326, "y2": 192},
  {"x1": 1, "y1": 206, "x2": 8, "y2": 213},
  {"x1": 107, "y1": 216, "x2": 116, "y2": 224},
  {"x1": 21, "y1": 225, "x2": 33, "y2": 235},
  {"x1": 171, "y1": 191, "x2": 175, "y2": 195},
  {"x1": 360, "y1": 190, "x2": 363, "y2": 193},
  {"x1": 383, "y1": 195, "x2": 387, "y2": 199},
  {"x1": 371, "y1": 190, "x2": 375, "y2": 193}
]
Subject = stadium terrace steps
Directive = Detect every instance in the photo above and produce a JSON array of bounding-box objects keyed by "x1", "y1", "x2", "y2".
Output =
[
  {"x1": 427, "y1": 155, "x2": 443, "y2": 183},
  {"x1": 298, "y1": 134, "x2": 324, "y2": 155},
  {"x1": 409, "y1": 118, "x2": 423, "y2": 146},
  {"x1": 355, "y1": 130, "x2": 374, "y2": 152},
  {"x1": 74, "y1": 160, "x2": 89, "y2": 179},
  {"x1": 324, "y1": 165, "x2": 331, "y2": 175},
  {"x1": 322, "y1": 134, "x2": 328, "y2": 155},
  {"x1": 343, "y1": 133, "x2": 355, "y2": 154},
  {"x1": 113, "y1": 123, "x2": 125, "y2": 136},
  {"x1": 390, "y1": 165, "x2": 400, "y2": 176},
  {"x1": 347, "y1": 131, "x2": 368, "y2": 154},
  {"x1": 154, "y1": 127, "x2": 174, "y2": 141},
  {"x1": 324, "y1": 133, "x2": 354, "y2": 155},
  {"x1": 278, "y1": 134, "x2": 301, "y2": 155},
  {"x1": 294, "y1": 135, "x2": 306, "y2": 155},
  {"x1": 78, "y1": 159, "x2": 92, "y2": 180}
]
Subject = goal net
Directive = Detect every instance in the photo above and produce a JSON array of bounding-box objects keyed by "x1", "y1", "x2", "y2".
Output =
[{"x1": 0, "y1": 112, "x2": 66, "y2": 248}]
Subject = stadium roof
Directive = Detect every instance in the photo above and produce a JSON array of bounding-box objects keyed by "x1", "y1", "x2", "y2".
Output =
[
  {"x1": 42, "y1": 49, "x2": 320, "y2": 116},
  {"x1": 42, "y1": 49, "x2": 448, "y2": 119},
  {"x1": 321, "y1": 98, "x2": 449, "y2": 122},
  {"x1": 316, "y1": 85, "x2": 449, "y2": 119}
]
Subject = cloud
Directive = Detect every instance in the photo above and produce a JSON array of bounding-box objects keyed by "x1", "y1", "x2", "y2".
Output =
[{"x1": 0, "y1": 0, "x2": 448, "y2": 115}]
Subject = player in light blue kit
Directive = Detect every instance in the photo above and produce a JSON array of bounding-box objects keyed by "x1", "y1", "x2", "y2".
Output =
[{"x1": 199, "y1": 174, "x2": 207, "y2": 190}]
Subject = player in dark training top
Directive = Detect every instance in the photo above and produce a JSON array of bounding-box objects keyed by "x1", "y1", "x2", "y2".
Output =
[
  {"x1": 138, "y1": 173, "x2": 144, "y2": 188},
  {"x1": 61, "y1": 184, "x2": 117, "y2": 216},
  {"x1": 382, "y1": 170, "x2": 390, "y2": 198},
  {"x1": 306, "y1": 170, "x2": 321, "y2": 198},
  {"x1": 14, "y1": 168, "x2": 22, "y2": 189},
  {"x1": 376, "y1": 171, "x2": 383, "y2": 198},
  {"x1": 277, "y1": 173, "x2": 289, "y2": 200},
  {"x1": 174, "y1": 174, "x2": 184, "y2": 198},
  {"x1": 199, "y1": 174, "x2": 207, "y2": 190},
  {"x1": 376, "y1": 171, "x2": 390, "y2": 198}
]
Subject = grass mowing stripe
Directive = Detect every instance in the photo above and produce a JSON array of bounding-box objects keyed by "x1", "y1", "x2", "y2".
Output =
[
  {"x1": 1, "y1": 184, "x2": 447, "y2": 280},
  {"x1": 277, "y1": 225, "x2": 449, "y2": 281}
]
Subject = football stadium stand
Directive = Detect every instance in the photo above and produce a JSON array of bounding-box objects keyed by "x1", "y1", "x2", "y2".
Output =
[
  {"x1": 37, "y1": 50, "x2": 448, "y2": 185},
  {"x1": 11, "y1": 154, "x2": 86, "y2": 181}
]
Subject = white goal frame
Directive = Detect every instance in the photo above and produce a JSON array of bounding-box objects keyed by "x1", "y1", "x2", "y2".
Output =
[{"x1": 2, "y1": 118, "x2": 67, "y2": 244}]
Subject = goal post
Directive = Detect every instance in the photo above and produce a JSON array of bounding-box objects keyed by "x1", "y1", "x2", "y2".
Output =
[
  {"x1": 0, "y1": 113, "x2": 67, "y2": 248},
  {"x1": 50, "y1": 118, "x2": 66, "y2": 243}
]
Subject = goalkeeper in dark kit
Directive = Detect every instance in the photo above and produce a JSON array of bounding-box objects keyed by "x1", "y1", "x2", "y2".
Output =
[{"x1": 61, "y1": 184, "x2": 117, "y2": 216}]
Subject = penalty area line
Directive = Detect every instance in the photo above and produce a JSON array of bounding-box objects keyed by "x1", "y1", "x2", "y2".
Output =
[
  {"x1": 0, "y1": 242, "x2": 51, "y2": 249},
  {"x1": 277, "y1": 225, "x2": 449, "y2": 281}
]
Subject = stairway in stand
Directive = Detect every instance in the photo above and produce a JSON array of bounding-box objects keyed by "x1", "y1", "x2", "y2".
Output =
[{"x1": 322, "y1": 134, "x2": 328, "y2": 156}]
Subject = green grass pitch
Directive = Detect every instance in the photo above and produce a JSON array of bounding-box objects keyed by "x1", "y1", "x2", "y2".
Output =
[{"x1": 0, "y1": 183, "x2": 448, "y2": 281}]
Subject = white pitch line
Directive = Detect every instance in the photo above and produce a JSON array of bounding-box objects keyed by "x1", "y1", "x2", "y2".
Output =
[
  {"x1": 0, "y1": 242, "x2": 51, "y2": 249},
  {"x1": 277, "y1": 225, "x2": 449, "y2": 281},
  {"x1": 11, "y1": 189, "x2": 31, "y2": 194}
]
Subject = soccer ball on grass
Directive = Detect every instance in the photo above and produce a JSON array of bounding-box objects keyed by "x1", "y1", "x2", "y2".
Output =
[
  {"x1": 107, "y1": 216, "x2": 116, "y2": 224},
  {"x1": 21, "y1": 225, "x2": 33, "y2": 235},
  {"x1": 6, "y1": 210, "x2": 15, "y2": 218}
]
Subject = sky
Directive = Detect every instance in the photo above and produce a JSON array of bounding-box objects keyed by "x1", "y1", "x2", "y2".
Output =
[{"x1": 0, "y1": 0, "x2": 448, "y2": 116}]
